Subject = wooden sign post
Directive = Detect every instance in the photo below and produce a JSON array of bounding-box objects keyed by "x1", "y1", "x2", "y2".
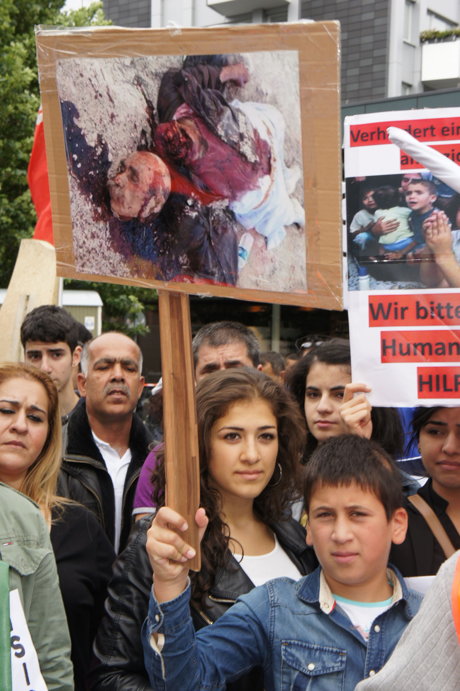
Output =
[{"x1": 158, "y1": 290, "x2": 201, "y2": 571}]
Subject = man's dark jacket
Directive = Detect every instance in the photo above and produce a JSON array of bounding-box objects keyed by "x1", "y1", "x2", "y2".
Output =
[{"x1": 58, "y1": 398, "x2": 152, "y2": 552}]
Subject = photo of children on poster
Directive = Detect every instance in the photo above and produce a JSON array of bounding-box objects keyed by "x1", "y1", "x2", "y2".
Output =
[
  {"x1": 344, "y1": 107, "x2": 460, "y2": 406},
  {"x1": 56, "y1": 50, "x2": 306, "y2": 293}
]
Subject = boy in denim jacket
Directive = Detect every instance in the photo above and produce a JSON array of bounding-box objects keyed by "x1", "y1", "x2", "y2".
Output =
[{"x1": 142, "y1": 435, "x2": 422, "y2": 690}]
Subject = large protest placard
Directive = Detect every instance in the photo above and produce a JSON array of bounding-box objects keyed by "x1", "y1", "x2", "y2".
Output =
[
  {"x1": 344, "y1": 107, "x2": 460, "y2": 406},
  {"x1": 35, "y1": 21, "x2": 342, "y2": 309},
  {"x1": 35, "y1": 21, "x2": 342, "y2": 559}
]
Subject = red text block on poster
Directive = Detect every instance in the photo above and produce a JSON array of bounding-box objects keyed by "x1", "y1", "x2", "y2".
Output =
[
  {"x1": 349, "y1": 117, "x2": 460, "y2": 147},
  {"x1": 381, "y1": 330, "x2": 460, "y2": 363},
  {"x1": 368, "y1": 293, "x2": 460, "y2": 327},
  {"x1": 418, "y1": 366, "x2": 460, "y2": 399}
]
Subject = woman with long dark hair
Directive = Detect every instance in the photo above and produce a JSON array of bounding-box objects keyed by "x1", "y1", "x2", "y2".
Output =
[
  {"x1": 390, "y1": 406, "x2": 460, "y2": 575},
  {"x1": 92, "y1": 368, "x2": 315, "y2": 690},
  {"x1": 286, "y1": 340, "x2": 404, "y2": 462}
]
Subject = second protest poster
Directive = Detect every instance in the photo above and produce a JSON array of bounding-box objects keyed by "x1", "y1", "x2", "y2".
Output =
[{"x1": 344, "y1": 107, "x2": 460, "y2": 406}]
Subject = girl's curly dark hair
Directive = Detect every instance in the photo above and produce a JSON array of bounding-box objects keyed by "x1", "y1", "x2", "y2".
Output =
[{"x1": 151, "y1": 367, "x2": 306, "y2": 609}]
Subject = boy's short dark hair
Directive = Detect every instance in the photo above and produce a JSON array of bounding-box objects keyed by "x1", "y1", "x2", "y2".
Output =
[
  {"x1": 303, "y1": 435, "x2": 403, "y2": 520},
  {"x1": 407, "y1": 179, "x2": 437, "y2": 196},
  {"x1": 20, "y1": 305, "x2": 80, "y2": 352}
]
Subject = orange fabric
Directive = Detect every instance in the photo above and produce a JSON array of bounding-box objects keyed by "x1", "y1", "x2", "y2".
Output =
[
  {"x1": 27, "y1": 106, "x2": 54, "y2": 244},
  {"x1": 452, "y1": 554, "x2": 460, "y2": 645}
]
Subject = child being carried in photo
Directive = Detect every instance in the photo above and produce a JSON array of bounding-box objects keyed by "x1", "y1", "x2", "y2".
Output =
[{"x1": 373, "y1": 185, "x2": 415, "y2": 260}]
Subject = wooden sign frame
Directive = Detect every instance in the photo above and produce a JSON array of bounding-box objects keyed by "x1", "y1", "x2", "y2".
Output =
[
  {"x1": 158, "y1": 291, "x2": 201, "y2": 570},
  {"x1": 36, "y1": 21, "x2": 342, "y2": 309}
]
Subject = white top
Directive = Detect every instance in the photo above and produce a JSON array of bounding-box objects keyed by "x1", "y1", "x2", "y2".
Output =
[
  {"x1": 334, "y1": 594, "x2": 393, "y2": 641},
  {"x1": 232, "y1": 534, "x2": 302, "y2": 587},
  {"x1": 350, "y1": 208, "x2": 375, "y2": 233},
  {"x1": 451, "y1": 228, "x2": 460, "y2": 263},
  {"x1": 92, "y1": 431, "x2": 132, "y2": 553}
]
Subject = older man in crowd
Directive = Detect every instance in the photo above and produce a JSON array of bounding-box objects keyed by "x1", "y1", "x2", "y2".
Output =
[
  {"x1": 58, "y1": 331, "x2": 151, "y2": 552},
  {"x1": 191, "y1": 320, "x2": 261, "y2": 380}
]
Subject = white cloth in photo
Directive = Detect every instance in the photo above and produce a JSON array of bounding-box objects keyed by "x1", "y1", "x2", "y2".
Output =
[
  {"x1": 451, "y1": 228, "x2": 460, "y2": 263},
  {"x1": 350, "y1": 208, "x2": 375, "y2": 234},
  {"x1": 230, "y1": 99, "x2": 304, "y2": 249}
]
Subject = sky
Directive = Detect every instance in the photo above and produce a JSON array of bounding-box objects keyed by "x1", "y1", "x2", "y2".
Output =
[{"x1": 63, "y1": 0, "x2": 95, "y2": 10}]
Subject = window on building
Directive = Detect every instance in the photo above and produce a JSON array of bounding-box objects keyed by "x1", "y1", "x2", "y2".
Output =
[
  {"x1": 427, "y1": 10, "x2": 458, "y2": 31},
  {"x1": 404, "y1": 0, "x2": 417, "y2": 44},
  {"x1": 401, "y1": 81, "x2": 413, "y2": 95}
]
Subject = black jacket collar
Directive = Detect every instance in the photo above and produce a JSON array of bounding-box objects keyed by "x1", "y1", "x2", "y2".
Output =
[{"x1": 65, "y1": 397, "x2": 151, "y2": 466}]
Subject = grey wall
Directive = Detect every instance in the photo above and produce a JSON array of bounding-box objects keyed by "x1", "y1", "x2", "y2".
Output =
[
  {"x1": 301, "y1": 0, "x2": 390, "y2": 104},
  {"x1": 103, "y1": 0, "x2": 151, "y2": 27}
]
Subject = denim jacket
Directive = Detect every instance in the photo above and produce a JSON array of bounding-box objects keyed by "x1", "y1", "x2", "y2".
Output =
[{"x1": 142, "y1": 566, "x2": 422, "y2": 691}]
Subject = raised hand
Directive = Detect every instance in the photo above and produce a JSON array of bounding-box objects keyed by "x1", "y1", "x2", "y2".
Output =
[
  {"x1": 339, "y1": 382, "x2": 373, "y2": 439},
  {"x1": 424, "y1": 210, "x2": 453, "y2": 257},
  {"x1": 146, "y1": 506, "x2": 208, "y2": 603}
]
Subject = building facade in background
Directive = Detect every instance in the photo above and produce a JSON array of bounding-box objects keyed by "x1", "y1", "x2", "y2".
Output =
[{"x1": 102, "y1": 0, "x2": 460, "y2": 104}]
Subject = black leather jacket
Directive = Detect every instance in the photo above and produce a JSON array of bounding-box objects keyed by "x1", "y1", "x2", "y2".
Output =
[
  {"x1": 90, "y1": 515, "x2": 317, "y2": 690},
  {"x1": 57, "y1": 398, "x2": 152, "y2": 552}
]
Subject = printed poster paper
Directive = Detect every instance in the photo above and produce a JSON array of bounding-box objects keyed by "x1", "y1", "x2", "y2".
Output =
[
  {"x1": 344, "y1": 108, "x2": 460, "y2": 406},
  {"x1": 10, "y1": 589, "x2": 47, "y2": 691}
]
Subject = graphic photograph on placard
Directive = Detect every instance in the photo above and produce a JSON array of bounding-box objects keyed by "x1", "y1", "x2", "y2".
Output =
[
  {"x1": 344, "y1": 108, "x2": 460, "y2": 294},
  {"x1": 56, "y1": 50, "x2": 306, "y2": 292},
  {"x1": 346, "y1": 172, "x2": 460, "y2": 290}
]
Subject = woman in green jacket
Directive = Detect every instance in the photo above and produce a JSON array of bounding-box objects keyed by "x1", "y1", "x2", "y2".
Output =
[{"x1": 0, "y1": 481, "x2": 74, "y2": 690}]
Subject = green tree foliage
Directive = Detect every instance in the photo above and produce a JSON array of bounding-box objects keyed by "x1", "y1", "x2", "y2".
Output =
[
  {"x1": 0, "y1": 0, "x2": 64, "y2": 285},
  {"x1": 65, "y1": 280, "x2": 154, "y2": 338},
  {"x1": 0, "y1": 1, "x2": 109, "y2": 287},
  {"x1": 2, "y1": 1, "x2": 155, "y2": 337}
]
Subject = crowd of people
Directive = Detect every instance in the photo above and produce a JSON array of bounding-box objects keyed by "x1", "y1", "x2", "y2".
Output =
[{"x1": 1, "y1": 308, "x2": 459, "y2": 690}]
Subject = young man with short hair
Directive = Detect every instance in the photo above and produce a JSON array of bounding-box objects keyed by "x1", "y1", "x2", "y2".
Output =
[
  {"x1": 142, "y1": 435, "x2": 422, "y2": 690},
  {"x1": 20, "y1": 305, "x2": 82, "y2": 419}
]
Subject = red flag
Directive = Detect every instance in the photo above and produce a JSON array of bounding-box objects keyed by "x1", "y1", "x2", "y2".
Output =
[{"x1": 27, "y1": 106, "x2": 54, "y2": 244}]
